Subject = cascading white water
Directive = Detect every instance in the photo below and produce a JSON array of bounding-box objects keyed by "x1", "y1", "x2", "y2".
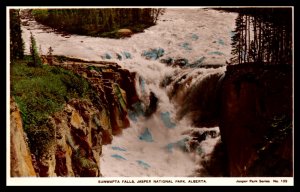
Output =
[
  {"x1": 99, "y1": 65, "x2": 225, "y2": 177},
  {"x1": 20, "y1": 8, "x2": 238, "y2": 177}
]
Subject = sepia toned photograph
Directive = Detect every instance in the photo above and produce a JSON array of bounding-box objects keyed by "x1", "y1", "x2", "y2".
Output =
[{"x1": 8, "y1": 6, "x2": 293, "y2": 185}]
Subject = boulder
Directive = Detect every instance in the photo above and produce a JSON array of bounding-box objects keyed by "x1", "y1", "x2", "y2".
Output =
[{"x1": 117, "y1": 28, "x2": 133, "y2": 37}]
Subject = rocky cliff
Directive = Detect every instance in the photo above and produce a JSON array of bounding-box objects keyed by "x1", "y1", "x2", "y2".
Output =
[
  {"x1": 219, "y1": 63, "x2": 293, "y2": 176},
  {"x1": 10, "y1": 57, "x2": 139, "y2": 177},
  {"x1": 10, "y1": 97, "x2": 36, "y2": 177}
]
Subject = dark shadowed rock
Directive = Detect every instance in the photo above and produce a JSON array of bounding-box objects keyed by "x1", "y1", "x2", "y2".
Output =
[
  {"x1": 219, "y1": 63, "x2": 293, "y2": 176},
  {"x1": 144, "y1": 91, "x2": 159, "y2": 117}
]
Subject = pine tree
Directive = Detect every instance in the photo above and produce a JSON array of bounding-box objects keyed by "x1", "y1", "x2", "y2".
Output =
[
  {"x1": 230, "y1": 14, "x2": 244, "y2": 64},
  {"x1": 230, "y1": 8, "x2": 292, "y2": 65},
  {"x1": 30, "y1": 32, "x2": 42, "y2": 67},
  {"x1": 10, "y1": 9, "x2": 24, "y2": 60}
]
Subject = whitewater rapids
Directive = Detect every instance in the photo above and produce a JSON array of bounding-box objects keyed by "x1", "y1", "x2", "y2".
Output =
[{"x1": 20, "y1": 8, "x2": 238, "y2": 177}]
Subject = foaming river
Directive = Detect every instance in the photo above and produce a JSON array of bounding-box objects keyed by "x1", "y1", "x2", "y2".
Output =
[{"x1": 21, "y1": 8, "x2": 237, "y2": 177}]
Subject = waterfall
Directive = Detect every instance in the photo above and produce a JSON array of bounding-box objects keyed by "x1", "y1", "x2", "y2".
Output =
[
  {"x1": 164, "y1": 67, "x2": 226, "y2": 127},
  {"x1": 99, "y1": 59, "x2": 225, "y2": 177}
]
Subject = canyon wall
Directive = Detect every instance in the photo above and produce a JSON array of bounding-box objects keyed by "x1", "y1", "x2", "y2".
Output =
[{"x1": 219, "y1": 63, "x2": 293, "y2": 176}]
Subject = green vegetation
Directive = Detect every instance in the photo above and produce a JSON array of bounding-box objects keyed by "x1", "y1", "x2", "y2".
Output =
[
  {"x1": 10, "y1": 9, "x2": 24, "y2": 60},
  {"x1": 31, "y1": 8, "x2": 165, "y2": 38},
  {"x1": 87, "y1": 65, "x2": 103, "y2": 72},
  {"x1": 74, "y1": 149, "x2": 98, "y2": 170},
  {"x1": 29, "y1": 32, "x2": 42, "y2": 67},
  {"x1": 11, "y1": 55, "x2": 92, "y2": 156},
  {"x1": 55, "y1": 55, "x2": 69, "y2": 63}
]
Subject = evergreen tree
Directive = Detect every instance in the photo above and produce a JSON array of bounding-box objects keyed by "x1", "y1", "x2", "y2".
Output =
[
  {"x1": 230, "y1": 14, "x2": 244, "y2": 64},
  {"x1": 10, "y1": 9, "x2": 24, "y2": 60},
  {"x1": 30, "y1": 32, "x2": 42, "y2": 67},
  {"x1": 230, "y1": 8, "x2": 292, "y2": 65}
]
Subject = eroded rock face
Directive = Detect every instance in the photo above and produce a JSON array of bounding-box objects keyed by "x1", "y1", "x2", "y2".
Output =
[
  {"x1": 33, "y1": 95, "x2": 129, "y2": 177},
  {"x1": 49, "y1": 100, "x2": 103, "y2": 177},
  {"x1": 219, "y1": 63, "x2": 293, "y2": 176},
  {"x1": 11, "y1": 57, "x2": 138, "y2": 177},
  {"x1": 10, "y1": 97, "x2": 36, "y2": 177},
  {"x1": 55, "y1": 60, "x2": 136, "y2": 136},
  {"x1": 15, "y1": 59, "x2": 138, "y2": 177}
]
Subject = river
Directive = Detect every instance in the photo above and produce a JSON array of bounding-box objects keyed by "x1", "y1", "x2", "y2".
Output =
[{"x1": 21, "y1": 8, "x2": 237, "y2": 177}]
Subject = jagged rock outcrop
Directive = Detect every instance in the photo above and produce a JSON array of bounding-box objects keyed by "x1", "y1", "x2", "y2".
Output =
[
  {"x1": 11, "y1": 57, "x2": 139, "y2": 177},
  {"x1": 52, "y1": 58, "x2": 137, "y2": 136},
  {"x1": 33, "y1": 59, "x2": 138, "y2": 177},
  {"x1": 25, "y1": 98, "x2": 111, "y2": 177},
  {"x1": 10, "y1": 97, "x2": 36, "y2": 177},
  {"x1": 48, "y1": 99, "x2": 103, "y2": 177},
  {"x1": 219, "y1": 63, "x2": 293, "y2": 176}
]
